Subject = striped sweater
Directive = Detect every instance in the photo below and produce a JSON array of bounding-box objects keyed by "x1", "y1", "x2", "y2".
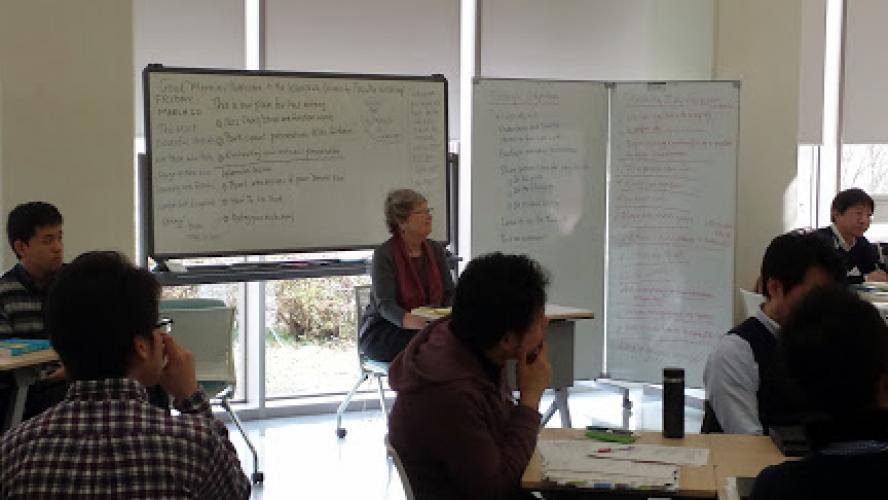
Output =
[{"x1": 0, "y1": 264, "x2": 48, "y2": 340}]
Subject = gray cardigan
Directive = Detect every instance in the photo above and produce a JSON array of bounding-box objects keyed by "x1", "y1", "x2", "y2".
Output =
[{"x1": 360, "y1": 237, "x2": 455, "y2": 335}]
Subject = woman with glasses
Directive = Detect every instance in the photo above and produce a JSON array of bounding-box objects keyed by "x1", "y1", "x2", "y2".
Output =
[{"x1": 358, "y1": 189, "x2": 455, "y2": 362}]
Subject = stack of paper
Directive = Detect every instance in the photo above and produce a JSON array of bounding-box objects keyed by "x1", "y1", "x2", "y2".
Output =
[
  {"x1": 411, "y1": 306, "x2": 451, "y2": 320},
  {"x1": 0, "y1": 338, "x2": 51, "y2": 357},
  {"x1": 539, "y1": 439, "x2": 710, "y2": 490}
]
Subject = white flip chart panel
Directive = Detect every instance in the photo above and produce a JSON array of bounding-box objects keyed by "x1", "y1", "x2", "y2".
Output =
[
  {"x1": 606, "y1": 81, "x2": 738, "y2": 386},
  {"x1": 472, "y1": 78, "x2": 608, "y2": 378}
]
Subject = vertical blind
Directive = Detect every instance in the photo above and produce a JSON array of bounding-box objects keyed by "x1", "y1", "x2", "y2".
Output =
[
  {"x1": 133, "y1": 0, "x2": 245, "y2": 137},
  {"x1": 265, "y1": 0, "x2": 460, "y2": 140},
  {"x1": 798, "y1": 0, "x2": 826, "y2": 145},
  {"x1": 480, "y1": 0, "x2": 714, "y2": 81},
  {"x1": 842, "y1": 0, "x2": 888, "y2": 143}
]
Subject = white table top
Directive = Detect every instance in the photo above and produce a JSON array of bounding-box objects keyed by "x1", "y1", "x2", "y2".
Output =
[
  {"x1": 0, "y1": 349, "x2": 58, "y2": 371},
  {"x1": 412, "y1": 304, "x2": 595, "y2": 321},
  {"x1": 544, "y1": 304, "x2": 595, "y2": 321}
]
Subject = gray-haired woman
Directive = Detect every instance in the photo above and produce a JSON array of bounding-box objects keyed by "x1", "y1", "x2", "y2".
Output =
[{"x1": 357, "y1": 189, "x2": 455, "y2": 362}]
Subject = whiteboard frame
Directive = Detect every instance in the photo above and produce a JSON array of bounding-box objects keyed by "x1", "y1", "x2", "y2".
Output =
[{"x1": 142, "y1": 65, "x2": 450, "y2": 259}]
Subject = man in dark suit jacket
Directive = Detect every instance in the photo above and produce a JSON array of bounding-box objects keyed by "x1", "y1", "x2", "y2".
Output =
[{"x1": 815, "y1": 187, "x2": 886, "y2": 284}]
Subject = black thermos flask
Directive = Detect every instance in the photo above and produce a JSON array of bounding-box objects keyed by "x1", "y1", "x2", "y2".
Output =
[{"x1": 662, "y1": 367, "x2": 685, "y2": 438}]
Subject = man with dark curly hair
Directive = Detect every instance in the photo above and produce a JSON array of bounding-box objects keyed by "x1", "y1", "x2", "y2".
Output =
[
  {"x1": 388, "y1": 252, "x2": 551, "y2": 500},
  {"x1": 751, "y1": 286, "x2": 888, "y2": 499}
]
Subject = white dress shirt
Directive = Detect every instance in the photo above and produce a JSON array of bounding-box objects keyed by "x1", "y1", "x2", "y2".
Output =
[{"x1": 703, "y1": 306, "x2": 780, "y2": 435}]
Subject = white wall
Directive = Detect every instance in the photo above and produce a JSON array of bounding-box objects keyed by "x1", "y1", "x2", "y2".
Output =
[
  {"x1": 714, "y1": 0, "x2": 803, "y2": 295},
  {"x1": 0, "y1": 0, "x2": 134, "y2": 267}
]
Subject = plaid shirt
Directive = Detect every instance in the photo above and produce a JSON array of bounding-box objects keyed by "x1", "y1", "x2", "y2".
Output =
[{"x1": 0, "y1": 378, "x2": 250, "y2": 499}]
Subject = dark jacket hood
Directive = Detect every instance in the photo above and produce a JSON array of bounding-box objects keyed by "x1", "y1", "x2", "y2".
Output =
[{"x1": 388, "y1": 318, "x2": 500, "y2": 394}]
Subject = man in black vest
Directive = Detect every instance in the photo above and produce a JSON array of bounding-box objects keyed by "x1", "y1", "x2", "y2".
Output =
[{"x1": 702, "y1": 231, "x2": 844, "y2": 434}]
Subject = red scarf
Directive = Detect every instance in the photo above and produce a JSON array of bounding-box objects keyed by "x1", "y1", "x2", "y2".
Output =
[{"x1": 392, "y1": 234, "x2": 444, "y2": 311}]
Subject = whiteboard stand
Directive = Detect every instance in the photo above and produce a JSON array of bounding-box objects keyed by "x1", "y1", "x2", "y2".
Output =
[
  {"x1": 447, "y1": 151, "x2": 460, "y2": 257},
  {"x1": 136, "y1": 152, "x2": 150, "y2": 268},
  {"x1": 594, "y1": 377, "x2": 634, "y2": 430},
  {"x1": 540, "y1": 389, "x2": 572, "y2": 429}
]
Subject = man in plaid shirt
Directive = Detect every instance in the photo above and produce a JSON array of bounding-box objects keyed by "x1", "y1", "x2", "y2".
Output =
[{"x1": 0, "y1": 251, "x2": 250, "y2": 499}]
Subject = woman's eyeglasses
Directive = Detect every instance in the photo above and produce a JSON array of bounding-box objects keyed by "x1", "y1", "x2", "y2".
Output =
[{"x1": 155, "y1": 318, "x2": 174, "y2": 335}]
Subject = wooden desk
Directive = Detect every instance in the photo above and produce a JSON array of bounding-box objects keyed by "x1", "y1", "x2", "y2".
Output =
[
  {"x1": 523, "y1": 429, "x2": 787, "y2": 499},
  {"x1": 0, "y1": 349, "x2": 58, "y2": 431},
  {"x1": 707, "y1": 434, "x2": 786, "y2": 500}
]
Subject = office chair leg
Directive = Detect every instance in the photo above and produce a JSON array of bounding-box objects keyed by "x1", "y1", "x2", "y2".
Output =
[
  {"x1": 375, "y1": 375, "x2": 388, "y2": 419},
  {"x1": 221, "y1": 396, "x2": 264, "y2": 484},
  {"x1": 336, "y1": 372, "x2": 369, "y2": 438}
]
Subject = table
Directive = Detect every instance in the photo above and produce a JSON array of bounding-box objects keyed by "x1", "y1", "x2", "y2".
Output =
[
  {"x1": 538, "y1": 305, "x2": 595, "y2": 428},
  {"x1": 523, "y1": 429, "x2": 787, "y2": 499},
  {"x1": 0, "y1": 349, "x2": 59, "y2": 431},
  {"x1": 414, "y1": 304, "x2": 595, "y2": 428},
  {"x1": 708, "y1": 434, "x2": 787, "y2": 500}
]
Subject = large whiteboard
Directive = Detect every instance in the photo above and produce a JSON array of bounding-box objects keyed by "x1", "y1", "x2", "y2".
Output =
[
  {"x1": 471, "y1": 78, "x2": 608, "y2": 379},
  {"x1": 144, "y1": 67, "x2": 448, "y2": 258},
  {"x1": 471, "y1": 79, "x2": 738, "y2": 386},
  {"x1": 606, "y1": 82, "x2": 738, "y2": 386}
]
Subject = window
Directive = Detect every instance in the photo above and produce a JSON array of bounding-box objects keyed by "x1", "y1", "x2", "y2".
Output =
[
  {"x1": 804, "y1": 0, "x2": 888, "y2": 238},
  {"x1": 842, "y1": 144, "x2": 888, "y2": 241},
  {"x1": 264, "y1": 275, "x2": 371, "y2": 398}
]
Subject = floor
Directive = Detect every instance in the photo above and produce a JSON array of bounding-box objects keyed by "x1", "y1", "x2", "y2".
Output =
[{"x1": 228, "y1": 382, "x2": 705, "y2": 500}]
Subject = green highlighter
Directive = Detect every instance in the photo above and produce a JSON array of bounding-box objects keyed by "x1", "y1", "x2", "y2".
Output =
[{"x1": 584, "y1": 427, "x2": 638, "y2": 444}]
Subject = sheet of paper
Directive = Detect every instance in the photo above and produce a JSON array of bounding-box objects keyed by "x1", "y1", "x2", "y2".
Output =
[
  {"x1": 411, "y1": 306, "x2": 451, "y2": 320},
  {"x1": 545, "y1": 468, "x2": 679, "y2": 490},
  {"x1": 723, "y1": 477, "x2": 740, "y2": 500},
  {"x1": 540, "y1": 440, "x2": 680, "y2": 490},
  {"x1": 586, "y1": 443, "x2": 709, "y2": 466},
  {"x1": 540, "y1": 439, "x2": 709, "y2": 466}
]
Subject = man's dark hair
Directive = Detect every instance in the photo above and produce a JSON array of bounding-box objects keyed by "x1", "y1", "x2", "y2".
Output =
[
  {"x1": 7, "y1": 201, "x2": 63, "y2": 258},
  {"x1": 450, "y1": 252, "x2": 549, "y2": 351},
  {"x1": 760, "y1": 230, "x2": 845, "y2": 299},
  {"x1": 830, "y1": 188, "x2": 874, "y2": 222},
  {"x1": 46, "y1": 251, "x2": 160, "y2": 380},
  {"x1": 782, "y1": 285, "x2": 888, "y2": 416}
]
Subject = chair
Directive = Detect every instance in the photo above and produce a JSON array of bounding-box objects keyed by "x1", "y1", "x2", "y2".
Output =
[
  {"x1": 159, "y1": 298, "x2": 264, "y2": 484},
  {"x1": 739, "y1": 288, "x2": 765, "y2": 318},
  {"x1": 384, "y1": 434, "x2": 415, "y2": 500},
  {"x1": 335, "y1": 284, "x2": 390, "y2": 438}
]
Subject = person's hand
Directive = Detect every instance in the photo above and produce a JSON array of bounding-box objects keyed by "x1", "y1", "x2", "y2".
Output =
[
  {"x1": 157, "y1": 334, "x2": 199, "y2": 401},
  {"x1": 865, "y1": 270, "x2": 888, "y2": 282},
  {"x1": 517, "y1": 341, "x2": 551, "y2": 411},
  {"x1": 402, "y1": 312, "x2": 429, "y2": 330}
]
